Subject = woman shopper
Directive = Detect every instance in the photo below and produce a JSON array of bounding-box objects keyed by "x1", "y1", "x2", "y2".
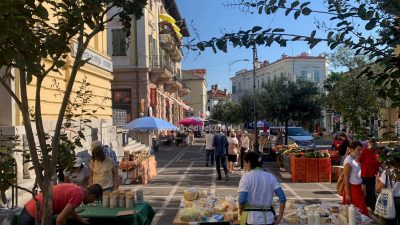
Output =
[
  {"x1": 358, "y1": 138, "x2": 380, "y2": 211},
  {"x1": 238, "y1": 151, "x2": 286, "y2": 225},
  {"x1": 63, "y1": 157, "x2": 90, "y2": 188},
  {"x1": 240, "y1": 131, "x2": 250, "y2": 170},
  {"x1": 227, "y1": 132, "x2": 239, "y2": 173},
  {"x1": 343, "y1": 141, "x2": 369, "y2": 215},
  {"x1": 376, "y1": 169, "x2": 400, "y2": 225},
  {"x1": 89, "y1": 145, "x2": 118, "y2": 192}
]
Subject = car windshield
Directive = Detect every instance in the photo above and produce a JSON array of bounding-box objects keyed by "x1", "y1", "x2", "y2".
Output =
[{"x1": 288, "y1": 127, "x2": 309, "y2": 136}]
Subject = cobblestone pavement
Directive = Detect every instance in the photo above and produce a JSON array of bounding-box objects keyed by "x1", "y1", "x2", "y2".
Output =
[{"x1": 119, "y1": 143, "x2": 341, "y2": 225}]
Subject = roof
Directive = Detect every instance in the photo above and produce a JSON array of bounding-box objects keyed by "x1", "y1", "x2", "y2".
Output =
[
  {"x1": 163, "y1": 0, "x2": 190, "y2": 37},
  {"x1": 207, "y1": 89, "x2": 231, "y2": 99},
  {"x1": 235, "y1": 54, "x2": 326, "y2": 76},
  {"x1": 182, "y1": 69, "x2": 206, "y2": 80}
]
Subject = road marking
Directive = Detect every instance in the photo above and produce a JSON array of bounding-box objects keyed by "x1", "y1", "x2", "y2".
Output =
[
  {"x1": 151, "y1": 161, "x2": 194, "y2": 225},
  {"x1": 281, "y1": 183, "x2": 306, "y2": 203},
  {"x1": 317, "y1": 183, "x2": 342, "y2": 199}
]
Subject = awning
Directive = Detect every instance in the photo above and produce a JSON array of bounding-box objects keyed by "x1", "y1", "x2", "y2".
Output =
[
  {"x1": 155, "y1": 89, "x2": 192, "y2": 111},
  {"x1": 159, "y1": 14, "x2": 176, "y2": 24},
  {"x1": 171, "y1": 23, "x2": 180, "y2": 33}
]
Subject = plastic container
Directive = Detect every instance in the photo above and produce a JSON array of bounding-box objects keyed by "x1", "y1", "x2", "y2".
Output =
[
  {"x1": 314, "y1": 211, "x2": 320, "y2": 225},
  {"x1": 349, "y1": 205, "x2": 356, "y2": 225},
  {"x1": 118, "y1": 193, "x2": 126, "y2": 208},
  {"x1": 307, "y1": 211, "x2": 314, "y2": 225},
  {"x1": 110, "y1": 193, "x2": 118, "y2": 208},
  {"x1": 102, "y1": 192, "x2": 110, "y2": 208},
  {"x1": 126, "y1": 193, "x2": 135, "y2": 208},
  {"x1": 136, "y1": 189, "x2": 144, "y2": 203}
]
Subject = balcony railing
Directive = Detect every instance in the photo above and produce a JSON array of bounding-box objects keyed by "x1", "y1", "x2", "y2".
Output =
[{"x1": 150, "y1": 55, "x2": 174, "y2": 75}]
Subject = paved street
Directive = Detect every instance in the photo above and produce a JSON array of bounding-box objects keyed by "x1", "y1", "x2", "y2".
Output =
[{"x1": 120, "y1": 141, "x2": 341, "y2": 225}]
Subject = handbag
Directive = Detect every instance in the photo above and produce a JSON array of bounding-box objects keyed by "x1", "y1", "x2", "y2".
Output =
[
  {"x1": 374, "y1": 170, "x2": 396, "y2": 219},
  {"x1": 336, "y1": 172, "x2": 344, "y2": 196}
]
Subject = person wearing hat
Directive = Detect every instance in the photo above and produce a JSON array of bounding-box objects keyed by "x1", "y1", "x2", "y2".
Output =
[{"x1": 63, "y1": 157, "x2": 90, "y2": 188}]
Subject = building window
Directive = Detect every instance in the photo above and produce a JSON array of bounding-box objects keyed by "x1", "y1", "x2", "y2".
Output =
[
  {"x1": 112, "y1": 89, "x2": 132, "y2": 122},
  {"x1": 238, "y1": 82, "x2": 241, "y2": 91},
  {"x1": 112, "y1": 29, "x2": 127, "y2": 56},
  {"x1": 300, "y1": 70, "x2": 307, "y2": 80},
  {"x1": 313, "y1": 70, "x2": 320, "y2": 82},
  {"x1": 232, "y1": 86, "x2": 236, "y2": 94}
]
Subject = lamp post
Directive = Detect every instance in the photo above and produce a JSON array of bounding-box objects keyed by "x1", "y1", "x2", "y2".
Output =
[{"x1": 252, "y1": 44, "x2": 260, "y2": 153}]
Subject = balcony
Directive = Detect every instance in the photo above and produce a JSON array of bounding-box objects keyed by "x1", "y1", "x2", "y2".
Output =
[
  {"x1": 164, "y1": 76, "x2": 183, "y2": 93},
  {"x1": 160, "y1": 34, "x2": 175, "y2": 52},
  {"x1": 170, "y1": 47, "x2": 183, "y2": 62},
  {"x1": 178, "y1": 82, "x2": 190, "y2": 97},
  {"x1": 149, "y1": 55, "x2": 173, "y2": 85}
]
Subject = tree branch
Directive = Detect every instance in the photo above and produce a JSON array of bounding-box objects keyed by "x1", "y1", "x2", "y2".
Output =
[
  {"x1": 19, "y1": 70, "x2": 44, "y2": 186},
  {"x1": 0, "y1": 69, "x2": 22, "y2": 110}
]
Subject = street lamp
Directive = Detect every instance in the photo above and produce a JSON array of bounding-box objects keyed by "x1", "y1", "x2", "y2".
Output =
[
  {"x1": 252, "y1": 44, "x2": 260, "y2": 153},
  {"x1": 228, "y1": 59, "x2": 249, "y2": 92}
]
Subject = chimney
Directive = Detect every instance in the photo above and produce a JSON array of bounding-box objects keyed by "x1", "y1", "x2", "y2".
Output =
[
  {"x1": 215, "y1": 84, "x2": 218, "y2": 90},
  {"x1": 300, "y1": 52, "x2": 309, "y2": 56},
  {"x1": 264, "y1": 60, "x2": 269, "y2": 65},
  {"x1": 211, "y1": 85, "x2": 214, "y2": 90},
  {"x1": 224, "y1": 89, "x2": 227, "y2": 95},
  {"x1": 281, "y1": 53, "x2": 288, "y2": 59}
]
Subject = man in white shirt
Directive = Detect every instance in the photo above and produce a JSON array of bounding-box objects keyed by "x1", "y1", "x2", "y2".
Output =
[{"x1": 205, "y1": 130, "x2": 215, "y2": 167}]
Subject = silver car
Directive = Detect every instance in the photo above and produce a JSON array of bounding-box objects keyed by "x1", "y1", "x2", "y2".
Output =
[{"x1": 269, "y1": 126, "x2": 316, "y2": 149}]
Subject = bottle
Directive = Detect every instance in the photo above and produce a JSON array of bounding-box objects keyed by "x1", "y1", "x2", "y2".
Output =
[
  {"x1": 314, "y1": 211, "x2": 320, "y2": 225},
  {"x1": 348, "y1": 205, "x2": 356, "y2": 225},
  {"x1": 307, "y1": 211, "x2": 314, "y2": 225}
]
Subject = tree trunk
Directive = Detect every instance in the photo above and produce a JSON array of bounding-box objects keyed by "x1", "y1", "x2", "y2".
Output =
[{"x1": 41, "y1": 179, "x2": 53, "y2": 225}]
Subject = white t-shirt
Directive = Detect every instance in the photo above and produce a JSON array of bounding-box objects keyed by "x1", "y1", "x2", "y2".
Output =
[
  {"x1": 205, "y1": 133, "x2": 215, "y2": 150},
  {"x1": 343, "y1": 155, "x2": 362, "y2": 185},
  {"x1": 228, "y1": 137, "x2": 239, "y2": 155},
  {"x1": 238, "y1": 170, "x2": 281, "y2": 225},
  {"x1": 379, "y1": 170, "x2": 400, "y2": 197}
]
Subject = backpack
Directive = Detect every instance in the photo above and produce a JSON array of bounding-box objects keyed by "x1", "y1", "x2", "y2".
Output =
[{"x1": 336, "y1": 172, "x2": 344, "y2": 196}]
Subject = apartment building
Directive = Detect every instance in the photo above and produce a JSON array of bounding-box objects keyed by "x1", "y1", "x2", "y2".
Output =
[
  {"x1": 182, "y1": 69, "x2": 207, "y2": 119},
  {"x1": 108, "y1": 0, "x2": 190, "y2": 127}
]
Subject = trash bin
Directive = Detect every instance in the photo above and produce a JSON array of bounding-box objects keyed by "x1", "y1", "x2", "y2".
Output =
[{"x1": 152, "y1": 138, "x2": 159, "y2": 152}]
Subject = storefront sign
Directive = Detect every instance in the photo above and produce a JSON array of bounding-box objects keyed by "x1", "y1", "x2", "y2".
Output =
[
  {"x1": 150, "y1": 88, "x2": 157, "y2": 106},
  {"x1": 71, "y1": 43, "x2": 113, "y2": 72}
]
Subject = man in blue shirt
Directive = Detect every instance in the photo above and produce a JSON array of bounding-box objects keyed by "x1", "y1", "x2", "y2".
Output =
[{"x1": 213, "y1": 128, "x2": 229, "y2": 181}]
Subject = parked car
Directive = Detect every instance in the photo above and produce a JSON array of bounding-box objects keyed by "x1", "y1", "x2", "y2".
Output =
[
  {"x1": 331, "y1": 132, "x2": 368, "y2": 151},
  {"x1": 269, "y1": 126, "x2": 316, "y2": 149}
]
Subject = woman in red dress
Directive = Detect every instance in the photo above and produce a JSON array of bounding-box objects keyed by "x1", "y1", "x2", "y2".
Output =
[{"x1": 343, "y1": 141, "x2": 369, "y2": 215}]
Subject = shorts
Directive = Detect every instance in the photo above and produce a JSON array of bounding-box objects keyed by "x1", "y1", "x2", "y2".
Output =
[{"x1": 227, "y1": 154, "x2": 237, "y2": 162}]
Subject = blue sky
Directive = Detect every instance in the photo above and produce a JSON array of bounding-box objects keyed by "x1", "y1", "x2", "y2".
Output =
[{"x1": 176, "y1": 0, "x2": 333, "y2": 91}]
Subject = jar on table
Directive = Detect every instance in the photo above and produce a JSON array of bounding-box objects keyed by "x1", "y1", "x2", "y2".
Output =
[
  {"x1": 126, "y1": 192, "x2": 136, "y2": 208},
  {"x1": 118, "y1": 193, "x2": 126, "y2": 208},
  {"x1": 102, "y1": 192, "x2": 110, "y2": 208},
  {"x1": 110, "y1": 193, "x2": 118, "y2": 208}
]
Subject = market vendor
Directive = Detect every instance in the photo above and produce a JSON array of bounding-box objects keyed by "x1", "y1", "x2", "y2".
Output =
[
  {"x1": 238, "y1": 151, "x2": 286, "y2": 225},
  {"x1": 20, "y1": 183, "x2": 103, "y2": 225}
]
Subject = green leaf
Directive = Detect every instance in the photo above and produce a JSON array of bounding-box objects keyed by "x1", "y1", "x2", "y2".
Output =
[
  {"x1": 278, "y1": 0, "x2": 286, "y2": 7},
  {"x1": 196, "y1": 42, "x2": 205, "y2": 51},
  {"x1": 310, "y1": 30, "x2": 316, "y2": 38},
  {"x1": 292, "y1": 36, "x2": 301, "y2": 41},
  {"x1": 365, "y1": 20, "x2": 376, "y2": 30},
  {"x1": 36, "y1": 4, "x2": 49, "y2": 20},
  {"x1": 294, "y1": 10, "x2": 301, "y2": 19},
  {"x1": 272, "y1": 28, "x2": 285, "y2": 33},
  {"x1": 302, "y1": 7, "x2": 311, "y2": 15},
  {"x1": 291, "y1": 1, "x2": 300, "y2": 9},
  {"x1": 269, "y1": 0, "x2": 278, "y2": 5},
  {"x1": 258, "y1": 6, "x2": 263, "y2": 14},
  {"x1": 215, "y1": 39, "x2": 227, "y2": 53},
  {"x1": 27, "y1": 73, "x2": 33, "y2": 84},
  {"x1": 252, "y1": 26, "x2": 262, "y2": 33}
]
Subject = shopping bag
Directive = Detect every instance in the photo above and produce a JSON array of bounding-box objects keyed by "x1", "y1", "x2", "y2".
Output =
[
  {"x1": 336, "y1": 172, "x2": 344, "y2": 196},
  {"x1": 374, "y1": 172, "x2": 396, "y2": 219}
]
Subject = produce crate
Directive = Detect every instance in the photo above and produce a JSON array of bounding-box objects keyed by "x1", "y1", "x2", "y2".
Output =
[
  {"x1": 305, "y1": 158, "x2": 319, "y2": 182},
  {"x1": 291, "y1": 157, "x2": 307, "y2": 182},
  {"x1": 318, "y1": 158, "x2": 331, "y2": 182}
]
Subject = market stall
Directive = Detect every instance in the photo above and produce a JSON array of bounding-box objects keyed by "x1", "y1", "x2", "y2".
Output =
[
  {"x1": 120, "y1": 153, "x2": 157, "y2": 185},
  {"x1": 171, "y1": 188, "x2": 378, "y2": 225}
]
